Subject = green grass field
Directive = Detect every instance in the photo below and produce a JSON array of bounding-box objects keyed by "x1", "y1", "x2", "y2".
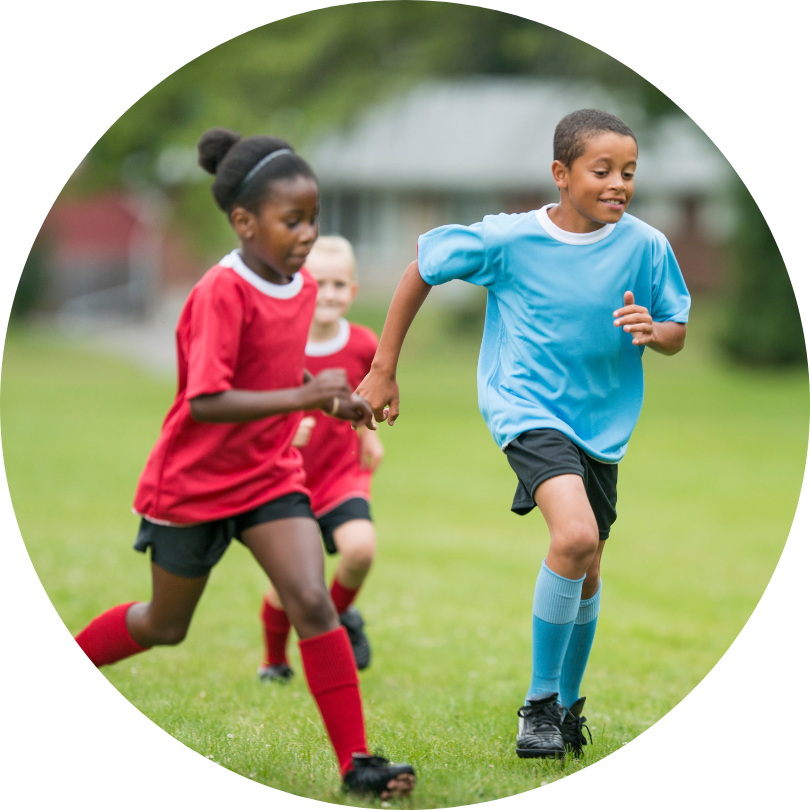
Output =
[{"x1": 1, "y1": 300, "x2": 807, "y2": 807}]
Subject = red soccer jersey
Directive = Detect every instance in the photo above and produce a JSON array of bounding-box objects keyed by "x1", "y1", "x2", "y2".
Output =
[
  {"x1": 300, "y1": 319, "x2": 378, "y2": 516},
  {"x1": 133, "y1": 250, "x2": 316, "y2": 525}
]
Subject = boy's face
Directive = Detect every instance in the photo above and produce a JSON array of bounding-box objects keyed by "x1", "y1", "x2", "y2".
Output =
[
  {"x1": 306, "y1": 248, "x2": 358, "y2": 327},
  {"x1": 552, "y1": 132, "x2": 638, "y2": 227}
]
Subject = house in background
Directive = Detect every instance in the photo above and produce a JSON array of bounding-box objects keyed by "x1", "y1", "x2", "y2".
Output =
[
  {"x1": 30, "y1": 192, "x2": 201, "y2": 319},
  {"x1": 28, "y1": 78, "x2": 734, "y2": 323},
  {"x1": 309, "y1": 78, "x2": 734, "y2": 297}
]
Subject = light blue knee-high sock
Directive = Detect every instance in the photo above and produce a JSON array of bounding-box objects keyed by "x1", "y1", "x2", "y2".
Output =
[
  {"x1": 526, "y1": 560, "x2": 585, "y2": 702},
  {"x1": 560, "y1": 580, "x2": 601, "y2": 709}
]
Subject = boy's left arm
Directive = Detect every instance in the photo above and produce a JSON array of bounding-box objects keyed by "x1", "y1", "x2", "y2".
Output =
[{"x1": 613, "y1": 291, "x2": 686, "y2": 355}]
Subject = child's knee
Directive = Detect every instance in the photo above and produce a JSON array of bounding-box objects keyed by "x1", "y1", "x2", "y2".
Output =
[
  {"x1": 343, "y1": 538, "x2": 375, "y2": 572},
  {"x1": 553, "y1": 520, "x2": 600, "y2": 565},
  {"x1": 334, "y1": 522, "x2": 376, "y2": 570},
  {"x1": 289, "y1": 583, "x2": 336, "y2": 628}
]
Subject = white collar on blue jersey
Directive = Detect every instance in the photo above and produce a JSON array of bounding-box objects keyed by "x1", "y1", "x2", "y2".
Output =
[
  {"x1": 219, "y1": 250, "x2": 304, "y2": 299},
  {"x1": 305, "y1": 318, "x2": 351, "y2": 357},
  {"x1": 536, "y1": 204, "x2": 616, "y2": 246}
]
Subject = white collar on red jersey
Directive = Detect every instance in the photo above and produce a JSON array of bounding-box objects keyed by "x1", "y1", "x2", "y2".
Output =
[
  {"x1": 305, "y1": 318, "x2": 351, "y2": 357},
  {"x1": 219, "y1": 250, "x2": 305, "y2": 299}
]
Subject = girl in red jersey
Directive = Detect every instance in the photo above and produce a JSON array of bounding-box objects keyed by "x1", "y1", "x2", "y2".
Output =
[
  {"x1": 258, "y1": 236, "x2": 382, "y2": 683},
  {"x1": 73, "y1": 129, "x2": 415, "y2": 798}
]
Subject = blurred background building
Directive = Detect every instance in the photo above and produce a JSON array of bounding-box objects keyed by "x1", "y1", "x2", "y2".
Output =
[
  {"x1": 31, "y1": 78, "x2": 733, "y2": 315},
  {"x1": 14, "y1": 3, "x2": 802, "y2": 367},
  {"x1": 312, "y1": 78, "x2": 731, "y2": 297}
]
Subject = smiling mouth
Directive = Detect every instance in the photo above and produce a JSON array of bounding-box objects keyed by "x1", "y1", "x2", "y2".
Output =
[{"x1": 600, "y1": 199, "x2": 625, "y2": 206}]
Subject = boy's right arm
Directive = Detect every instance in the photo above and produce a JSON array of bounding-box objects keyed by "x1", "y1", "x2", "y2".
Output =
[{"x1": 356, "y1": 260, "x2": 432, "y2": 425}]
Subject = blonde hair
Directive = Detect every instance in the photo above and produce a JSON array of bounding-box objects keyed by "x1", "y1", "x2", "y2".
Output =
[{"x1": 308, "y1": 234, "x2": 357, "y2": 279}]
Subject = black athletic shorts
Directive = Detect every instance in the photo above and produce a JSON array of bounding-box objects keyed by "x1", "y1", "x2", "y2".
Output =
[
  {"x1": 504, "y1": 429, "x2": 618, "y2": 540},
  {"x1": 318, "y1": 497, "x2": 372, "y2": 555},
  {"x1": 133, "y1": 491, "x2": 314, "y2": 578}
]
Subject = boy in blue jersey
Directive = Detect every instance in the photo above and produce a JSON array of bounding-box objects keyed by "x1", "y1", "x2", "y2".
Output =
[{"x1": 357, "y1": 109, "x2": 690, "y2": 759}]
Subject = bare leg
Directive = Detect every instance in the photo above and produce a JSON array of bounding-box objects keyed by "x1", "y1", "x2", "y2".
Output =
[
  {"x1": 242, "y1": 517, "x2": 338, "y2": 639},
  {"x1": 264, "y1": 582, "x2": 284, "y2": 609},
  {"x1": 582, "y1": 539, "x2": 606, "y2": 599},
  {"x1": 262, "y1": 517, "x2": 375, "y2": 609},
  {"x1": 126, "y1": 563, "x2": 209, "y2": 647},
  {"x1": 534, "y1": 474, "x2": 600, "y2": 580},
  {"x1": 333, "y1": 519, "x2": 376, "y2": 590}
]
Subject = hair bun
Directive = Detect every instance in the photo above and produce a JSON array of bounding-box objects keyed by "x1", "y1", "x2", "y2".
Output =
[{"x1": 197, "y1": 128, "x2": 242, "y2": 175}]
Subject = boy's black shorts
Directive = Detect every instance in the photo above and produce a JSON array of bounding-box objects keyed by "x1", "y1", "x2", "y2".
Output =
[
  {"x1": 133, "y1": 491, "x2": 314, "y2": 578},
  {"x1": 317, "y1": 497, "x2": 372, "y2": 555},
  {"x1": 505, "y1": 429, "x2": 618, "y2": 540}
]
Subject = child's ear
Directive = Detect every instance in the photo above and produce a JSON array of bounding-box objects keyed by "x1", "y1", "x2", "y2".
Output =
[
  {"x1": 551, "y1": 159, "x2": 569, "y2": 190},
  {"x1": 350, "y1": 281, "x2": 359, "y2": 301},
  {"x1": 230, "y1": 206, "x2": 256, "y2": 240}
]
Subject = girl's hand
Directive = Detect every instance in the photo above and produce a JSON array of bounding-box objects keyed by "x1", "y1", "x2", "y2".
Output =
[
  {"x1": 356, "y1": 369, "x2": 400, "y2": 425},
  {"x1": 292, "y1": 416, "x2": 316, "y2": 448},
  {"x1": 302, "y1": 369, "x2": 353, "y2": 411},
  {"x1": 613, "y1": 291, "x2": 653, "y2": 346},
  {"x1": 358, "y1": 426, "x2": 384, "y2": 472},
  {"x1": 330, "y1": 392, "x2": 375, "y2": 430}
]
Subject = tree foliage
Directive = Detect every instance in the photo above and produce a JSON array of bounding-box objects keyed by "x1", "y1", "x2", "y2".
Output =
[
  {"x1": 720, "y1": 179, "x2": 805, "y2": 366},
  {"x1": 55, "y1": 2, "x2": 803, "y2": 366},
  {"x1": 64, "y1": 2, "x2": 679, "y2": 260},
  {"x1": 75, "y1": 2, "x2": 677, "y2": 194}
]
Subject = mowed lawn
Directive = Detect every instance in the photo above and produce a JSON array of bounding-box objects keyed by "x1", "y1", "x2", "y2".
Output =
[{"x1": 2, "y1": 300, "x2": 807, "y2": 807}]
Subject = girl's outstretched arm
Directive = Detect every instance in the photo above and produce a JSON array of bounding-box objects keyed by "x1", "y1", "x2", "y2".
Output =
[
  {"x1": 190, "y1": 369, "x2": 374, "y2": 428},
  {"x1": 356, "y1": 260, "x2": 432, "y2": 425}
]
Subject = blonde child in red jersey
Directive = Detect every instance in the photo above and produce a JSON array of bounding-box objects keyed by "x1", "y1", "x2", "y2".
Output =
[{"x1": 259, "y1": 235, "x2": 384, "y2": 681}]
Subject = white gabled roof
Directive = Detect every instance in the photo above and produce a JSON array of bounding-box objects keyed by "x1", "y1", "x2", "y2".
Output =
[{"x1": 307, "y1": 78, "x2": 732, "y2": 196}]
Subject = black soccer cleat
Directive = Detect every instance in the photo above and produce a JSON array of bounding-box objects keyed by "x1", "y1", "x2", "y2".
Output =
[
  {"x1": 516, "y1": 693, "x2": 566, "y2": 759},
  {"x1": 257, "y1": 662, "x2": 294, "y2": 683},
  {"x1": 340, "y1": 606, "x2": 371, "y2": 670},
  {"x1": 560, "y1": 696, "x2": 592, "y2": 758},
  {"x1": 342, "y1": 753, "x2": 416, "y2": 797}
]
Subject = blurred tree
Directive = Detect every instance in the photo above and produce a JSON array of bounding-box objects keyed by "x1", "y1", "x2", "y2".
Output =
[
  {"x1": 11, "y1": 240, "x2": 49, "y2": 319},
  {"x1": 69, "y1": 2, "x2": 678, "y2": 259},
  {"x1": 720, "y1": 179, "x2": 805, "y2": 366}
]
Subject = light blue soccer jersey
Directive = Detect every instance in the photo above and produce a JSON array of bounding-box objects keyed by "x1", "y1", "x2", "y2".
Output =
[{"x1": 417, "y1": 205, "x2": 691, "y2": 463}]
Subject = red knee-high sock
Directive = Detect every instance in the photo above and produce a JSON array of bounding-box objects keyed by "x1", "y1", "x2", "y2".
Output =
[
  {"x1": 75, "y1": 602, "x2": 149, "y2": 667},
  {"x1": 299, "y1": 626, "x2": 369, "y2": 776},
  {"x1": 330, "y1": 578, "x2": 360, "y2": 616},
  {"x1": 261, "y1": 595, "x2": 292, "y2": 667}
]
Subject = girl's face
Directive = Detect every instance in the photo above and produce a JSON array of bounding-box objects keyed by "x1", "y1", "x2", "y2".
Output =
[
  {"x1": 231, "y1": 175, "x2": 319, "y2": 283},
  {"x1": 307, "y1": 249, "x2": 358, "y2": 327}
]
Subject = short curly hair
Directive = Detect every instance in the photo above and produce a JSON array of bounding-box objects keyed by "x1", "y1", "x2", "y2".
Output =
[{"x1": 553, "y1": 109, "x2": 637, "y2": 168}]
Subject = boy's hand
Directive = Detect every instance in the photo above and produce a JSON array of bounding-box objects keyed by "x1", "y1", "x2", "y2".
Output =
[
  {"x1": 358, "y1": 426, "x2": 384, "y2": 472},
  {"x1": 356, "y1": 369, "x2": 400, "y2": 425},
  {"x1": 613, "y1": 291, "x2": 654, "y2": 346},
  {"x1": 292, "y1": 416, "x2": 316, "y2": 448}
]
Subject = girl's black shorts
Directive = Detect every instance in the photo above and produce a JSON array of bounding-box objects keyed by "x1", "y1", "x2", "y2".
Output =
[
  {"x1": 133, "y1": 491, "x2": 314, "y2": 578},
  {"x1": 317, "y1": 497, "x2": 372, "y2": 555},
  {"x1": 504, "y1": 429, "x2": 618, "y2": 540}
]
